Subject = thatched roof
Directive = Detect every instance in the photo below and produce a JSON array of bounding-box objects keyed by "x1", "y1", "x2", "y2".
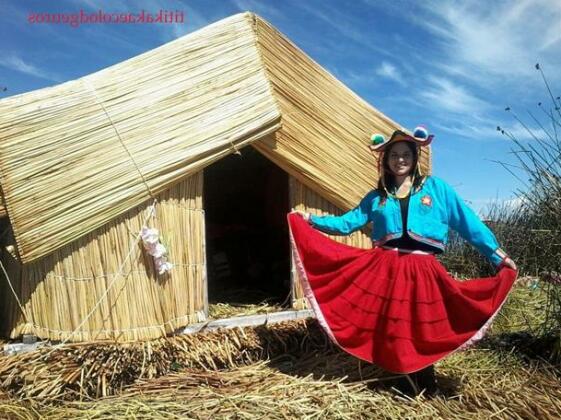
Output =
[{"x1": 0, "y1": 12, "x2": 430, "y2": 263}]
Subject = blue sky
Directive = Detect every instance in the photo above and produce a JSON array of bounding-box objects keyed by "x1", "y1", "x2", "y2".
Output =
[{"x1": 2, "y1": 0, "x2": 561, "y2": 213}]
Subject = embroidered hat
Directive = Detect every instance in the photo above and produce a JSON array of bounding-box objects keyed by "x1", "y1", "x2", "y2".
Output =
[
  {"x1": 369, "y1": 125, "x2": 434, "y2": 152},
  {"x1": 369, "y1": 125, "x2": 433, "y2": 193}
]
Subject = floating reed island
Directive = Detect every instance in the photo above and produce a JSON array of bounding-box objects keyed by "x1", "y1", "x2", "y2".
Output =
[{"x1": 0, "y1": 299, "x2": 560, "y2": 420}]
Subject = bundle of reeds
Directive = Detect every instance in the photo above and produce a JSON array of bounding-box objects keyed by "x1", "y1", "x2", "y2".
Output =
[
  {"x1": 0, "y1": 318, "x2": 330, "y2": 401},
  {"x1": 208, "y1": 301, "x2": 285, "y2": 319}
]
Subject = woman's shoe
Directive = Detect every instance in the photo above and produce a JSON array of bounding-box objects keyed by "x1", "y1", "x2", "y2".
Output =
[{"x1": 411, "y1": 365, "x2": 438, "y2": 396}]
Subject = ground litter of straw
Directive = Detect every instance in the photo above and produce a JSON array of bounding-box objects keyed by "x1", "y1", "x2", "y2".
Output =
[{"x1": 1, "y1": 281, "x2": 559, "y2": 419}]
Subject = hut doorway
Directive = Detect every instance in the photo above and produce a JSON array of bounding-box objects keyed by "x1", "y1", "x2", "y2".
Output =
[{"x1": 203, "y1": 146, "x2": 291, "y2": 316}]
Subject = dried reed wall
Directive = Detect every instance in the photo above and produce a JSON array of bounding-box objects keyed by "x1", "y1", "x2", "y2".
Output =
[{"x1": 0, "y1": 174, "x2": 206, "y2": 342}]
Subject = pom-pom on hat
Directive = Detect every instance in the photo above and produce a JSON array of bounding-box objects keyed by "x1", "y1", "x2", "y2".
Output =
[
  {"x1": 370, "y1": 133, "x2": 385, "y2": 146},
  {"x1": 368, "y1": 125, "x2": 434, "y2": 152}
]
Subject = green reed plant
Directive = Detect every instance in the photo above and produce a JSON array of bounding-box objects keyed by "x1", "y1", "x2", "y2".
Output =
[
  {"x1": 440, "y1": 63, "x2": 561, "y2": 360},
  {"x1": 493, "y1": 63, "x2": 560, "y2": 359}
]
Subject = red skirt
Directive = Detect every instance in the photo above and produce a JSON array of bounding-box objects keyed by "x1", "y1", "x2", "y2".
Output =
[{"x1": 288, "y1": 212, "x2": 517, "y2": 374}]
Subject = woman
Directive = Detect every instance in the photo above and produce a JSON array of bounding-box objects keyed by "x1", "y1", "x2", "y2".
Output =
[{"x1": 288, "y1": 126, "x2": 517, "y2": 397}]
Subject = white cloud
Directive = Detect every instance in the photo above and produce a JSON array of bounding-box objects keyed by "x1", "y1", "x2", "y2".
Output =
[
  {"x1": 0, "y1": 55, "x2": 61, "y2": 82},
  {"x1": 363, "y1": 0, "x2": 561, "y2": 88},
  {"x1": 541, "y1": 25, "x2": 561, "y2": 51},
  {"x1": 433, "y1": 118, "x2": 549, "y2": 143},
  {"x1": 499, "y1": 121, "x2": 553, "y2": 143},
  {"x1": 358, "y1": 0, "x2": 561, "y2": 148},
  {"x1": 415, "y1": 0, "x2": 561, "y2": 85},
  {"x1": 340, "y1": 70, "x2": 374, "y2": 86},
  {"x1": 375, "y1": 61, "x2": 405, "y2": 86},
  {"x1": 503, "y1": 196, "x2": 527, "y2": 209},
  {"x1": 419, "y1": 76, "x2": 489, "y2": 114},
  {"x1": 476, "y1": 195, "x2": 529, "y2": 218}
]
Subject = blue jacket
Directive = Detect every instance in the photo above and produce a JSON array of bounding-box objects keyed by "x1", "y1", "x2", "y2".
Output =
[{"x1": 309, "y1": 176, "x2": 508, "y2": 267}]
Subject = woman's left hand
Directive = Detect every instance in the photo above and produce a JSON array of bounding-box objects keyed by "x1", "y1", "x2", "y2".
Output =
[{"x1": 502, "y1": 257, "x2": 517, "y2": 271}]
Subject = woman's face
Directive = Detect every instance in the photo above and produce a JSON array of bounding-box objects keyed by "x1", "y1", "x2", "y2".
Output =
[{"x1": 386, "y1": 142, "x2": 415, "y2": 176}]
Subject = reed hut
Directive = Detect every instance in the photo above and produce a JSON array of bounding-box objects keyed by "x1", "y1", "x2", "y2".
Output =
[{"x1": 0, "y1": 12, "x2": 431, "y2": 343}]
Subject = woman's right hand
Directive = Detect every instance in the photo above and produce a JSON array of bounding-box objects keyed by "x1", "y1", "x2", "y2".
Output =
[{"x1": 294, "y1": 210, "x2": 311, "y2": 222}]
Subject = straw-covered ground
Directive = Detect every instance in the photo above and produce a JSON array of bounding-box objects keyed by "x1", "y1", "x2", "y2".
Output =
[
  {"x1": 207, "y1": 287, "x2": 287, "y2": 319},
  {"x1": 0, "y1": 281, "x2": 559, "y2": 420}
]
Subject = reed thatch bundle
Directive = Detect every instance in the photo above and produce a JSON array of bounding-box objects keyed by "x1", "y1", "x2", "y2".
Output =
[
  {"x1": 3, "y1": 358, "x2": 561, "y2": 419},
  {"x1": 0, "y1": 319, "x2": 330, "y2": 401},
  {"x1": 208, "y1": 299, "x2": 285, "y2": 319}
]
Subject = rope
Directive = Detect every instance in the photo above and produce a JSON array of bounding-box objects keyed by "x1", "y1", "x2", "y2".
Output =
[
  {"x1": 0, "y1": 259, "x2": 28, "y2": 323},
  {"x1": 83, "y1": 79, "x2": 156, "y2": 201},
  {"x1": 44, "y1": 263, "x2": 204, "y2": 282},
  {"x1": 229, "y1": 138, "x2": 242, "y2": 156},
  {"x1": 34, "y1": 202, "x2": 156, "y2": 361}
]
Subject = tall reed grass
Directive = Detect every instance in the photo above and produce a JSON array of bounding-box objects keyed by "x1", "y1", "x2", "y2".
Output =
[{"x1": 442, "y1": 63, "x2": 561, "y2": 361}]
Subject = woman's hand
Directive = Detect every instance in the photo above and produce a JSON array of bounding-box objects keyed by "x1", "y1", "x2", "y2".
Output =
[
  {"x1": 294, "y1": 210, "x2": 311, "y2": 222},
  {"x1": 502, "y1": 257, "x2": 517, "y2": 271}
]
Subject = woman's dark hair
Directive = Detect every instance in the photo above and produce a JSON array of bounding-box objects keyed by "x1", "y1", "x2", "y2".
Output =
[{"x1": 377, "y1": 141, "x2": 425, "y2": 197}]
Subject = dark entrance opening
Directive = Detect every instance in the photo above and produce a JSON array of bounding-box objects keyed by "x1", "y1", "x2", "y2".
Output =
[{"x1": 203, "y1": 146, "x2": 291, "y2": 315}]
